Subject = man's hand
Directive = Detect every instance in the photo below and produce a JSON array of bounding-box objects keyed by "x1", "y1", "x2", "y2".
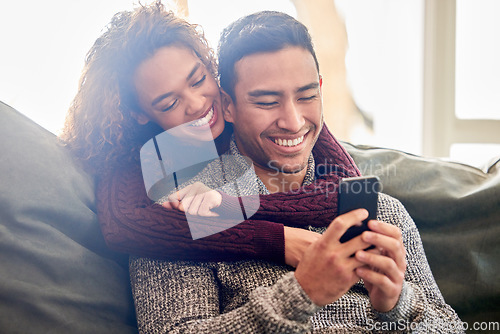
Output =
[
  {"x1": 355, "y1": 220, "x2": 406, "y2": 312},
  {"x1": 284, "y1": 227, "x2": 321, "y2": 267},
  {"x1": 294, "y1": 209, "x2": 372, "y2": 306},
  {"x1": 162, "y1": 182, "x2": 222, "y2": 217}
]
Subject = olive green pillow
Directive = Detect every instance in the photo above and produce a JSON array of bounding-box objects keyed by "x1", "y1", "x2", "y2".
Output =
[{"x1": 345, "y1": 142, "x2": 500, "y2": 323}]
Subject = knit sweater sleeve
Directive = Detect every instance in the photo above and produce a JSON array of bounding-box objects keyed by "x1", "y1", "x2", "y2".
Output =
[
  {"x1": 96, "y1": 124, "x2": 360, "y2": 262},
  {"x1": 130, "y1": 258, "x2": 320, "y2": 334},
  {"x1": 97, "y1": 163, "x2": 284, "y2": 262}
]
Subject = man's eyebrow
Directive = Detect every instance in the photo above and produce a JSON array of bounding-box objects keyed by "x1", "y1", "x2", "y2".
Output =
[
  {"x1": 248, "y1": 90, "x2": 281, "y2": 98},
  {"x1": 151, "y1": 63, "x2": 202, "y2": 107},
  {"x1": 247, "y1": 82, "x2": 320, "y2": 99},
  {"x1": 297, "y1": 82, "x2": 320, "y2": 93}
]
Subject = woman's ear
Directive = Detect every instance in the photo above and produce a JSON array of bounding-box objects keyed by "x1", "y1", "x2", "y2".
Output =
[
  {"x1": 221, "y1": 89, "x2": 236, "y2": 123},
  {"x1": 132, "y1": 112, "x2": 150, "y2": 125}
]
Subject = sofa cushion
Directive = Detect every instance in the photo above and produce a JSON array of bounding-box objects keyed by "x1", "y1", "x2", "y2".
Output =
[
  {"x1": 345, "y1": 142, "x2": 500, "y2": 323},
  {"x1": 2, "y1": 96, "x2": 497, "y2": 330},
  {"x1": 0, "y1": 101, "x2": 137, "y2": 333}
]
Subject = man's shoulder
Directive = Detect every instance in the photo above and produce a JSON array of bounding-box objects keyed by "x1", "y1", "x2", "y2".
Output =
[
  {"x1": 377, "y1": 192, "x2": 405, "y2": 210},
  {"x1": 376, "y1": 193, "x2": 415, "y2": 230}
]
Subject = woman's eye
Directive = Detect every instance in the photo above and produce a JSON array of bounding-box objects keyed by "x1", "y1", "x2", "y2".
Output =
[
  {"x1": 162, "y1": 100, "x2": 178, "y2": 112},
  {"x1": 192, "y1": 74, "x2": 206, "y2": 87}
]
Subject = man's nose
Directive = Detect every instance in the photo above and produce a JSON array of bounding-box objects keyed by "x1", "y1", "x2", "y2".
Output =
[
  {"x1": 276, "y1": 100, "x2": 305, "y2": 132},
  {"x1": 185, "y1": 92, "x2": 206, "y2": 115}
]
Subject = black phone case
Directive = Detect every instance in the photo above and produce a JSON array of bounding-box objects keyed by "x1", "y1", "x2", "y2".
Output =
[{"x1": 338, "y1": 176, "x2": 381, "y2": 243}]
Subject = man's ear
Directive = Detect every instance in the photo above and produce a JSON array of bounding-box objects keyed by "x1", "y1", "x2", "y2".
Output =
[
  {"x1": 319, "y1": 75, "x2": 324, "y2": 103},
  {"x1": 221, "y1": 89, "x2": 236, "y2": 123},
  {"x1": 132, "y1": 112, "x2": 150, "y2": 125}
]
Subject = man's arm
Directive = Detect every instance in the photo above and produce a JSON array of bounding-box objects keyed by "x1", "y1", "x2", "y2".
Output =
[
  {"x1": 130, "y1": 258, "x2": 320, "y2": 334},
  {"x1": 130, "y1": 210, "x2": 374, "y2": 333},
  {"x1": 366, "y1": 194, "x2": 464, "y2": 332}
]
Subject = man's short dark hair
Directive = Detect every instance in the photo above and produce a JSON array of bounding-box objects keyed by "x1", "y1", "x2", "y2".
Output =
[{"x1": 217, "y1": 11, "x2": 320, "y2": 101}]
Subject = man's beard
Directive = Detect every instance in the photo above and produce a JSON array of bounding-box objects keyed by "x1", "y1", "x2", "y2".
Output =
[{"x1": 266, "y1": 157, "x2": 309, "y2": 175}]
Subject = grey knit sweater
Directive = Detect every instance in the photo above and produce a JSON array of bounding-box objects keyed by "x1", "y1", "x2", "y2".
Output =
[{"x1": 130, "y1": 139, "x2": 463, "y2": 333}]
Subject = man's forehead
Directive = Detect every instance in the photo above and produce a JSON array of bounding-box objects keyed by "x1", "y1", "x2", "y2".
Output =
[
  {"x1": 233, "y1": 46, "x2": 319, "y2": 91},
  {"x1": 236, "y1": 46, "x2": 315, "y2": 67}
]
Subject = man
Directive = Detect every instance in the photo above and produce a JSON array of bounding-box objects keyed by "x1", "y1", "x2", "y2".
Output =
[{"x1": 130, "y1": 11, "x2": 462, "y2": 333}]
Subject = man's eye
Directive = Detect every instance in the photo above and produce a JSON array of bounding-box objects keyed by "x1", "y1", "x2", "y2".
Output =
[
  {"x1": 299, "y1": 95, "x2": 317, "y2": 102},
  {"x1": 162, "y1": 100, "x2": 178, "y2": 112},
  {"x1": 255, "y1": 101, "x2": 278, "y2": 108},
  {"x1": 192, "y1": 75, "x2": 206, "y2": 87}
]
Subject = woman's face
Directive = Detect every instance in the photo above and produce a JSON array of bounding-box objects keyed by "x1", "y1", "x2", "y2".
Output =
[{"x1": 133, "y1": 45, "x2": 225, "y2": 141}]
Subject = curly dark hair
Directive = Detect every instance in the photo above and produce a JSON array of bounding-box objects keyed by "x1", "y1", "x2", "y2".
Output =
[{"x1": 60, "y1": 1, "x2": 216, "y2": 175}]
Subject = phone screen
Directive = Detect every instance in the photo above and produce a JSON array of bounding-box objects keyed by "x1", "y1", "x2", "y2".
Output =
[{"x1": 338, "y1": 176, "x2": 381, "y2": 243}]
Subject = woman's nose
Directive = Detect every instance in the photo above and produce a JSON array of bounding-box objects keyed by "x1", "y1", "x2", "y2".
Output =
[{"x1": 185, "y1": 92, "x2": 206, "y2": 115}]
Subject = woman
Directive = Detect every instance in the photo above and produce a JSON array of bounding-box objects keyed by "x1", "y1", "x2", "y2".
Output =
[{"x1": 61, "y1": 1, "x2": 360, "y2": 266}]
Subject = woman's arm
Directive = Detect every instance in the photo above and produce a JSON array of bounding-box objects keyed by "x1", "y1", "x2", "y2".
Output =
[
  {"x1": 97, "y1": 163, "x2": 285, "y2": 262},
  {"x1": 96, "y1": 124, "x2": 360, "y2": 262}
]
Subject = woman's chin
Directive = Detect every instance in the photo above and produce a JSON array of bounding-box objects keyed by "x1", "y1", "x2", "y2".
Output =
[{"x1": 209, "y1": 119, "x2": 225, "y2": 140}]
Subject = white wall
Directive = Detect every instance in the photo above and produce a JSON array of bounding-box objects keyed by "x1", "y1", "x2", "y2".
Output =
[
  {"x1": 0, "y1": 0, "x2": 152, "y2": 134},
  {"x1": 335, "y1": 0, "x2": 424, "y2": 155}
]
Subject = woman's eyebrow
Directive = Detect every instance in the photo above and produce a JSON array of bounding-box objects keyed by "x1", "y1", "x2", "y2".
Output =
[
  {"x1": 151, "y1": 63, "x2": 202, "y2": 107},
  {"x1": 152, "y1": 92, "x2": 173, "y2": 107},
  {"x1": 186, "y1": 63, "x2": 201, "y2": 81}
]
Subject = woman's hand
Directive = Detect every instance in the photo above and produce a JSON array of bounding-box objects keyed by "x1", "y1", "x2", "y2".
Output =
[{"x1": 162, "y1": 182, "x2": 222, "y2": 217}]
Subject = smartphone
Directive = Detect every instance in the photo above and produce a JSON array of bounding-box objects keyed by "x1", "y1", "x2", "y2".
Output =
[{"x1": 338, "y1": 176, "x2": 381, "y2": 243}]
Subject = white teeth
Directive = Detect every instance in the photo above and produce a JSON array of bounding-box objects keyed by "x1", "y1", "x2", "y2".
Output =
[
  {"x1": 274, "y1": 135, "x2": 304, "y2": 147},
  {"x1": 190, "y1": 108, "x2": 214, "y2": 127}
]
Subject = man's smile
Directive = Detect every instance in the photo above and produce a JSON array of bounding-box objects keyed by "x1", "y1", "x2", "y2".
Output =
[
  {"x1": 273, "y1": 135, "x2": 305, "y2": 147},
  {"x1": 266, "y1": 129, "x2": 312, "y2": 153}
]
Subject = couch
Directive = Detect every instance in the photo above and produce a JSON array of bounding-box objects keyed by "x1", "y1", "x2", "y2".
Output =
[{"x1": 1, "y1": 100, "x2": 498, "y2": 333}]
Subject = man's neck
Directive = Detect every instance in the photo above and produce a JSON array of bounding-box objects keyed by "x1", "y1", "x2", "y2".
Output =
[{"x1": 253, "y1": 164, "x2": 307, "y2": 194}]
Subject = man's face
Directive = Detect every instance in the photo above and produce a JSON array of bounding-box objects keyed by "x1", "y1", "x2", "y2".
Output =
[{"x1": 224, "y1": 46, "x2": 323, "y2": 175}]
